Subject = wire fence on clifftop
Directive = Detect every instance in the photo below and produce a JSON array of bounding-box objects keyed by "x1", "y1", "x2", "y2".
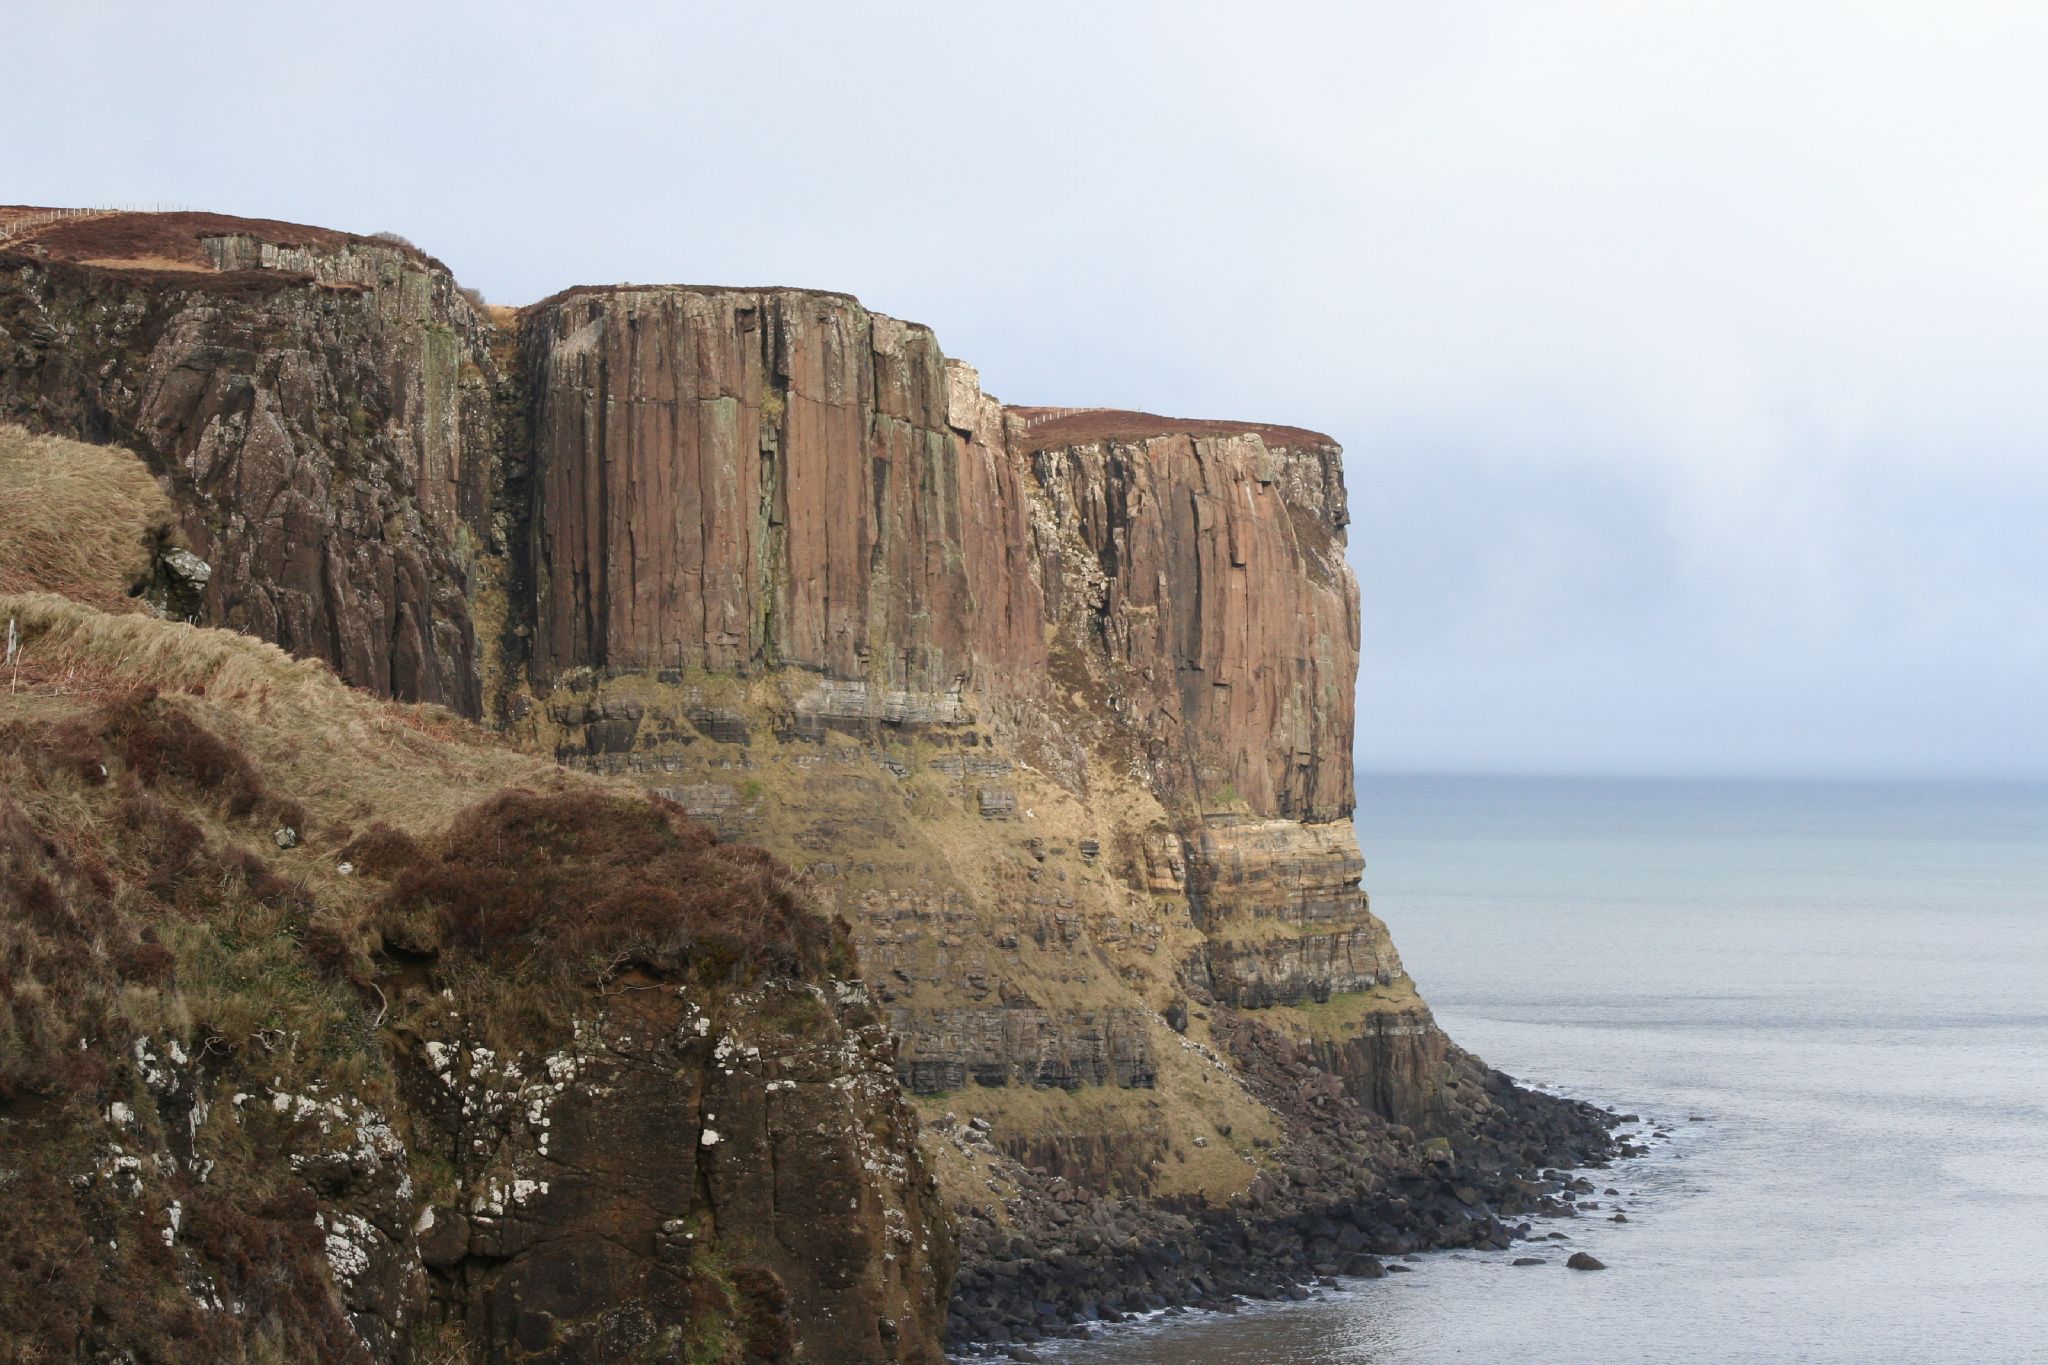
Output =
[{"x1": 0, "y1": 204, "x2": 197, "y2": 242}]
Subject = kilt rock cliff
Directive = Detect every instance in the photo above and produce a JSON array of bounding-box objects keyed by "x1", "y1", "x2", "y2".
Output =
[{"x1": 0, "y1": 209, "x2": 1621, "y2": 1361}]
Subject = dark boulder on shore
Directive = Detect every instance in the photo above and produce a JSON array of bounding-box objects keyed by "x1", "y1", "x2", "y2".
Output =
[{"x1": 1567, "y1": 1252, "x2": 1607, "y2": 1270}]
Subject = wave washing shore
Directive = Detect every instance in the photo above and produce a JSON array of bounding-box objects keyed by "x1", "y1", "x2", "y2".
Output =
[
  {"x1": 943, "y1": 1028, "x2": 1634, "y2": 1356},
  {"x1": 1011, "y1": 773, "x2": 2048, "y2": 1364},
  {"x1": 953, "y1": 1101, "x2": 1683, "y2": 1364}
]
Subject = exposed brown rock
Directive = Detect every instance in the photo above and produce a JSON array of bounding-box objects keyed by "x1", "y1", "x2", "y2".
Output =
[
  {"x1": 1023, "y1": 418, "x2": 1356, "y2": 823},
  {"x1": 516, "y1": 288, "x2": 1045, "y2": 700},
  {"x1": 0, "y1": 217, "x2": 497, "y2": 709},
  {"x1": 0, "y1": 209, "x2": 1625, "y2": 1361},
  {"x1": 410, "y1": 980, "x2": 951, "y2": 1364}
]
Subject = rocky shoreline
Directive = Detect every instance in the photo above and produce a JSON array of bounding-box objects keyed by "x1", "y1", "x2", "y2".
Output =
[{"x1": 941, "y1": 1028, "x2": 1639, "y2": 1355}]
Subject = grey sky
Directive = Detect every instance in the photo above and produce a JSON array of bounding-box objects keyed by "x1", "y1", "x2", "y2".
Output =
[{"x1": 12, "y1": 2, "x2": 2044, "y2": 778}]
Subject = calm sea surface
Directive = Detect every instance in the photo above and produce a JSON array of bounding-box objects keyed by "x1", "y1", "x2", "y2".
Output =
[{"x1": 1040, "y1": 773, "x2": 2048, "y2": 1364}]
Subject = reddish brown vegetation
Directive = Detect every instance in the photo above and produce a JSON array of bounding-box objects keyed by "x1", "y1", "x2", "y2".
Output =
[
  {"x1": 97, "y1": 687, "x2": 263, "y2": 814},
  {"x1": 375, "y1": 789, "x2": 848, "y2": 989},
  {"x1": 372, "y1": 789, "x2": 843, "y2": 994},
  {"x1": 0, "y1": 1127, "x2": 360, "y2": 1361},
  {"x1": 1009, "y1": 406, "x2": 1336, "y2": 454},
  {"x1": 0, "y1": 692, "x2": 388, "y2": 1356},
  {"x1": 1, "y1": 209, "x2": 432, "y2": 271},
  {"x1": 94, "y1": 687, "x2": 307, "y2": 830},
  {"x1": 732, "y1": 1262, "x2": 798, "y2": 1359},
  {"x1": 339, "y1": 821, "x2": 426, "y2": 876},
  {"x1": 0, "y1": 695, "x2": 317, "y2": 1100},
  {"x1": 178, "y1": 1186, "x2": 366, "y2": 1357}
]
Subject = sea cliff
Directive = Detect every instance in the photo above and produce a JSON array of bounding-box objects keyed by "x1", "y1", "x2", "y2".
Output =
[{"x1": 0, "y1": 207, "x2": 1619, "y2": 1359}]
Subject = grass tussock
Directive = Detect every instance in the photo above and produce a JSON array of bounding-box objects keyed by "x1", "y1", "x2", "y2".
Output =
[
  {"x1": 0, "y1": 424, "x2": 172, "y2": 612},
  {"x1": 0, "y1": 590, "x2": 578, "y2": 838},
  {"x1": 1, "y1": 590, "x2": 339, "y2": 700}
]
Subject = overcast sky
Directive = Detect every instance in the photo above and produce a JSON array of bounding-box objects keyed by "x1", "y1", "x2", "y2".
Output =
[{"x1": 13, "y1": 2, "x2": 2045, "y2": 778}]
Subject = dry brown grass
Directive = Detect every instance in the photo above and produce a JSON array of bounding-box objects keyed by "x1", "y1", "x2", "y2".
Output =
[
  {"x1": 0, "y1": 590, "x2": 599, "y2": 848},
  {"x1": 4, "y1": 209, "x2": 428, "y2": 271},
  {"x1": 0, "y1": 424, "x2": 171, "y2": 611},
  {"x1": 74, "y1": 253, "x2": 215, "y2": 273}
]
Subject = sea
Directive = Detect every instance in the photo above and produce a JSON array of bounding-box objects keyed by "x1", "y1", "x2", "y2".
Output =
[{"x1": 1038, "y1": 773, "x2": 2048, "y2": 1364}]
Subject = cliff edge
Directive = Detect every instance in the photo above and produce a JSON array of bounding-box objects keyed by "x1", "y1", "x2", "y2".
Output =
[{"x1": 0, "y1": 209, "x2": 1621, "y2": 1357}]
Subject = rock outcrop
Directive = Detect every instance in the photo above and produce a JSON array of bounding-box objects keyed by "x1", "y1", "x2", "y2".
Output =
[
  {"x1": 0, "y1": 210, "x2": 497, "y2": 709},
  {"x1": 1, "y1": 208, "x2": 1620, "y2": 1359},
  {"x1": 496, "y1": 296, "x2": 1427, "y2": 1133},
  {"x1": 514, "y1": 288, "x2": 1044, "y2": 699}
]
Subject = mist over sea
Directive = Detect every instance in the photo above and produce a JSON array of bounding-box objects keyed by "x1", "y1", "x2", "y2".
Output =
[{"x1": 1038, "y1": 773, "x2": 2048, "y2": 1363}]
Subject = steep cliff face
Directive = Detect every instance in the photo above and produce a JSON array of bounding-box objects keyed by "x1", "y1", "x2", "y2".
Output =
[
  {"x1": 2, "y1": 209, "x2": 1619, "y2": 1357},
  {"x1": 0, "y1": 210, "x2": 497, "y2": 710},
  {"x1": 1017, "y1": 412, "x2": 1356, "y2": 823},
  {"x1": 500, "y1": 289, "x2": 1445, "y2": 1157},
  {"x1": 515, "y1": 288, "x2": 1043, "y2": 701}
]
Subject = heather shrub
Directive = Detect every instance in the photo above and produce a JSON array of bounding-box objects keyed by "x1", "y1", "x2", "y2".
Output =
[
  {"x1": 340, "y1": 820, "x2": 426, "y2": 877},
  {"x1": 97, "y1": 687, "x2": 264, "y2": 815},
  {"x1": 0, "y1": 699, "x2": 334, "y2": 1101},
  {"x1": 377, "y1": 789, "x2": 849, "y2": 992}
]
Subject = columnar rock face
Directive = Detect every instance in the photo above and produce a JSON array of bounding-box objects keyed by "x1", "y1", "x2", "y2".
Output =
[
  {"x1": 1019, "y1": 415, "x2": 1357, "y2": 823},
  {"x1": 516, "y1": 288, "x2": 1045, "y2": 701},
  {"x1": 0, "y1": 211, "x2": 496, "y2": 709},
  {"x1": 2, "y1": 209, "x2": 1618, "y2": 1358},
  {"x1": 502, "y1": 285, "x2": 1441, "y2": 1151}
]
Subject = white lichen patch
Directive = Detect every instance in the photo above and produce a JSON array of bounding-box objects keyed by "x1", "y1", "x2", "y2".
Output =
[
  {"x1": 132, "y1": 1037, "x2": 173, "y2": 1092},
  {"x1": 322, "y1": 1212, "x2": 377, "y2": 1285},
  {"x1": 471, "y1": 1176, "x2": 551, "y2": 1216}
]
